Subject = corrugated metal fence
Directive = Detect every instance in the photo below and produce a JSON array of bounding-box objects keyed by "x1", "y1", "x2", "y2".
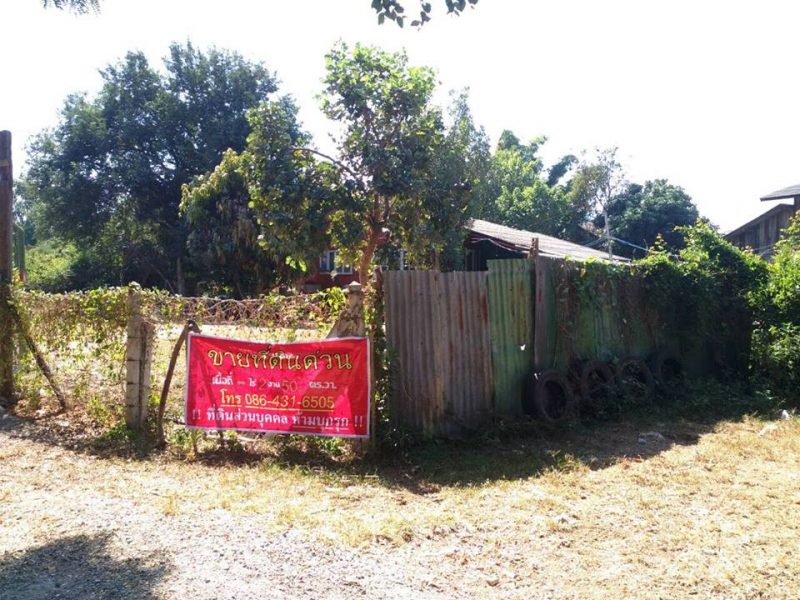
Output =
[
  {"x1": 384, "y1": 257, "x2": 677, "y2": 437},
  {"x1": 533, "y1": 256, "x2": 665, "y2": 371},
  {"x1": 487, "y1": 259, "x2": 533, "y2": 416},
  {"x1": 384, "y1": 270, "x2": 493, "y2": 436}
]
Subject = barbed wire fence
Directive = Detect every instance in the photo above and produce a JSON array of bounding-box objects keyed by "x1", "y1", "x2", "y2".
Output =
[{"x1": 11, "y1": 285, "x2": 346, "y2": 447}]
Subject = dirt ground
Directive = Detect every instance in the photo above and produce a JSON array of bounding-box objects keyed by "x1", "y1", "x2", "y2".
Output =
[{"x1": 1, "y1": 407, "x2": 799, "y2": 600}]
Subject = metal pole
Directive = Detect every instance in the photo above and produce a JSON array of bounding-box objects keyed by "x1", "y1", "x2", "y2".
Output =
[{"x1": 0, "y1": 131, "x2": 14, "y2": 405}]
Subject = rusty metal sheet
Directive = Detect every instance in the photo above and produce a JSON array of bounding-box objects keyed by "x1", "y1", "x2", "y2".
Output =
[
  {"x1": 534, "y1": 256, "x2": 666, "y2": 372},
  {"x1": 383, "y1": 270, "x2": 492, "y2": 437}
]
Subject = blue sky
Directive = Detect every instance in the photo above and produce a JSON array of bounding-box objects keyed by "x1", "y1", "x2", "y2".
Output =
[{"x1": 3, "y1": 0, "x2": 800, "y2": 231}]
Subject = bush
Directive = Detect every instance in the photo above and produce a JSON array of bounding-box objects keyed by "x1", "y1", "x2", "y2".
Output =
[{"x1": 752, "y1": 324, "x2": 800, "y2": 403}]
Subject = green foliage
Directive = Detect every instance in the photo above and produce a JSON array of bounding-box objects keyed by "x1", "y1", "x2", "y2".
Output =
[
  {"x1": 752, "y1": 324, "x2": 800, "y2": 403},
  {"x1": 183, "y1": 97, "x2": 339, "y2": 283},
  {"x1": 638, "y1": 221, "x2": 766, "y2": 373},
  {"x1": 180, "y1": 149, "x2": 275, "y2": 297},
  {"x1": 405, "y1": 89, "x2": 491, "y2": 270},
  {"x1": 596, "y1": 180, "x2": 699, "y2": 258},
  {"x1": 319, "y1": 42, "x2": 443, "y2": 277},
  {"x1": 749, "y1": 214, "x2": 800, "y2": 401},
  {"x1": 371, "y1": 0, "x2": 478, "y2": 27},
  {"x1": 477, "y1": 131, "x2": 587, "y2": 242},
  {"x1": 754, "y1": 215, "x2": 800, "y2": 324},
  {"x1": 189, "y1": 42, "x2": 477, "y2": 281},
  {"x1": 21, "y1": 42, "x2": 277, "y2": 293},
  {"x1": 24, "y1": 239, "x2": 79, "y2": 292}
]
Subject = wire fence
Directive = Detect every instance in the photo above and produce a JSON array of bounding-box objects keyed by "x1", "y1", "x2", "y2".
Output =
[{"x1": 11, "y1": 286, "x2": 345, "y2": 444}]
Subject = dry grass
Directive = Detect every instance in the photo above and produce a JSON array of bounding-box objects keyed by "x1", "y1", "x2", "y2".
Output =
[{"x1": 4, "y1": 393, "x2": 800, "y2": 597}]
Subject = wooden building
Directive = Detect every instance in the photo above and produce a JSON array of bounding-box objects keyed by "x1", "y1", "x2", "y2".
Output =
[
  {"x1": 463, "y1": 218, "x2": 628, "y2": 270},
  {"x1": 725, "y1": 184, "x2": 800, "y2": 258}
]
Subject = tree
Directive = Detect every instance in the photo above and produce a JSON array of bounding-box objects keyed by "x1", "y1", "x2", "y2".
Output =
[
  {"x1": 180, "y1": 150, "x2": 276, "y2": 297},
  {"x1": 478, "y1": 131, "x2": 588, "y2": 241},
  {"x1": 42, "y1": 0, "x2": 98, "y2": 13},
  {"x1": 315, "y1": 42, "x2": 444, "y2": 281},
  {"x1": 403, "y1": 89, "x2": 491, "y2": 270},
  {"x1": 569, "y1": 147, "x2": 626, "y2": 257},
  {"x1": 371, "y1": 0, "x2": 479, "y2": 26},
  {"x1": 22, "y1": 42, "x2": 277, "y2": 292},
  {"x1": 596, "y1": 179, "x2": 699, "y2": 258},
  {"x1": 186, "y1": 43, "x2": 477, "y2": 284},
  {"x1": 182, "y1": 97, "x2": 341, "y2": 288}
]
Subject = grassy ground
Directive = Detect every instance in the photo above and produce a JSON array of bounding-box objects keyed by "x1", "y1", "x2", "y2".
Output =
[{"x1": 4, "y1": 382, "x2": 800, "y2": 597}]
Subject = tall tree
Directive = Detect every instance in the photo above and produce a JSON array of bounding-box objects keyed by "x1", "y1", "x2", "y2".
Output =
[
  {"x1": 185, "y1": 43, "x2": 470, "y2": 283},
  {"x1": 404, "y1": 89, "x2": 491, "y2": 270},
  {"x1": 479, "y1": 131, "x2": 587, "y2": 241},
  {"x1": 316, "y1": 42, "x2": 444, "y2": 281},
  {"x1": 569, "y1": 147, "x2": 626, "y2": 257},
  {"x1": 182, "y1": 97, "x2": 341, "y2": 288},
  {"x1": 595, "y1": 179, "x2": 699, "y2": 258},
  {"x1": 22, "y1": 42, "x2": 276, "y2": 292}
]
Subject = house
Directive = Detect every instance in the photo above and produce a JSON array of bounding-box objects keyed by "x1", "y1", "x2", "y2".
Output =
[
  {"x1": 301, "y1": 249, "x2": 360, "y2": 291},
  {"x1": 724, "y1": 184, "x2": 800, "y2": 259},
  {"x1": 464, "y1": 219, "x2": 629, "y2": 270},
  {"x1": 304, "y1": 219, "x2": 627, "y2": 290}
]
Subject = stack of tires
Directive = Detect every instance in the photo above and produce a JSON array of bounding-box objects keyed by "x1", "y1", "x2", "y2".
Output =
[{"x1": 522, "y1": 350, "x2": 684, "y2": 423}]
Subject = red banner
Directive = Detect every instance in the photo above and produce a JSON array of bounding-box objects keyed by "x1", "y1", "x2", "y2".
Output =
[{"x1": 185, "y1": 334, "x2": 370, "y2": 438}]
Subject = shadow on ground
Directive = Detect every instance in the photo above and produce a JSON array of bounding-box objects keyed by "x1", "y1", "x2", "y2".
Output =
[
  {"x1": 1, "y1": 379, "x2": 792, "y2": 495},
  {"x1": 0, "y1": 534, "x2": 169, "y2": 600}
]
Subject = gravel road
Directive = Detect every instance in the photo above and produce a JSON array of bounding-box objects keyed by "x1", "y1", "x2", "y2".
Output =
[{"x1": 0, "y1": 413, "x2": 498, "y2": 600}]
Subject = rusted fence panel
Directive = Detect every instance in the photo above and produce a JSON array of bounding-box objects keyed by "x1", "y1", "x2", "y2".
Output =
[
  {"x1": 534, "y1": 256, "x2": 666, "y2": 371},
  {"x1": 384, "y1": 270, "x2": 493, "y2": 436},
  {"x1": 487, "y1": 259, "x2": 534, "y2": 416}
]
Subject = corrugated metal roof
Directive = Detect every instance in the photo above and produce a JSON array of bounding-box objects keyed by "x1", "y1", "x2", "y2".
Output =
[
  {"x1": 465, "y1": 219, "x2": 629, "y2": 262},
  {"x1": 761, "y1": 184, "x2": 800, "y2": 202}
]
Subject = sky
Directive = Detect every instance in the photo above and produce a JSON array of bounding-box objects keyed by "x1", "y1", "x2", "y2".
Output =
[{"x1": 2, "y1": 0, "x2": 800, "y2": 232}]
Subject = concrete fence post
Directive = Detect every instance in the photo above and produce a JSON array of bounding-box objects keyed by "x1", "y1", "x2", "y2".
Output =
[{"x1": 125, "y1": 284, "x2": 154, "y2": 429}]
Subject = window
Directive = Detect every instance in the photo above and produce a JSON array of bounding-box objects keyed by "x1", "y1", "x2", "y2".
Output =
[
  {"x1": 319, "y1": 250, "x2": 336, "y2": 273},
  {"x1": 399, "y1": 248, "x2": 411, "y2": 271},
  {"x1": 319, "y1": 249, "x2": 353, "y2": 275}
]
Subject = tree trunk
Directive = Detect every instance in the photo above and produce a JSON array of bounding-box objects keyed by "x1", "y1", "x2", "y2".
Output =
[{"x1": 358, "y1": 230, "x2": 380, "y2": 285}]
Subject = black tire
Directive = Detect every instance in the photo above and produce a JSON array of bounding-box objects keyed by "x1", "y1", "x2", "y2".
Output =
[
  {"x1": 578, "y1": 360, "x2": 615, "y2": 414},
  {"x1": 650, "y1": 350, "x2": 684, "y2": 389},
  {"x1": 521, "y1": 371, "x2": 538, "y2": 416},
  {"x1": 534, "y1": 370, "x2": 577, "y2": 424},
  {"x1": 614, "y1": 357, "x2": 656, "y2": 401}
]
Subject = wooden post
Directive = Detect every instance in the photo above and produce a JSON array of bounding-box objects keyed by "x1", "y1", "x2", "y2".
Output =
[
  {"x1": 125, "y1": 284, "x2": 154, "y2": 429},
  {"x1": 0, "y1": 131, "x2": 14, "y2": 407}
]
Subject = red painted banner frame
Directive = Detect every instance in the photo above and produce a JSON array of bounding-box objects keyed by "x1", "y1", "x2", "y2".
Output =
[{"x1": 184, "y1": 333, "x2": 370, "y2": 438}]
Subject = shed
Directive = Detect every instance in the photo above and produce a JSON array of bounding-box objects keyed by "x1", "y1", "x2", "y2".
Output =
[{"x1": 464, "y1": 218, "x2": 628, "y2": 270}]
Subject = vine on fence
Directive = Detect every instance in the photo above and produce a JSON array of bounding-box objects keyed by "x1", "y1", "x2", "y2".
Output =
[{"x1": 10, "y1": 285, "x2": 347, "y2": 441}]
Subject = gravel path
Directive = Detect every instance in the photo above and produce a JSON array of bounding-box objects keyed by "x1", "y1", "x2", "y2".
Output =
[
  {"x1": 0, "y1": 413, "x2": 460, "y2": 600},
  {"x1": 5, "y1": 408, "x2": 798, "y2": 599}
]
